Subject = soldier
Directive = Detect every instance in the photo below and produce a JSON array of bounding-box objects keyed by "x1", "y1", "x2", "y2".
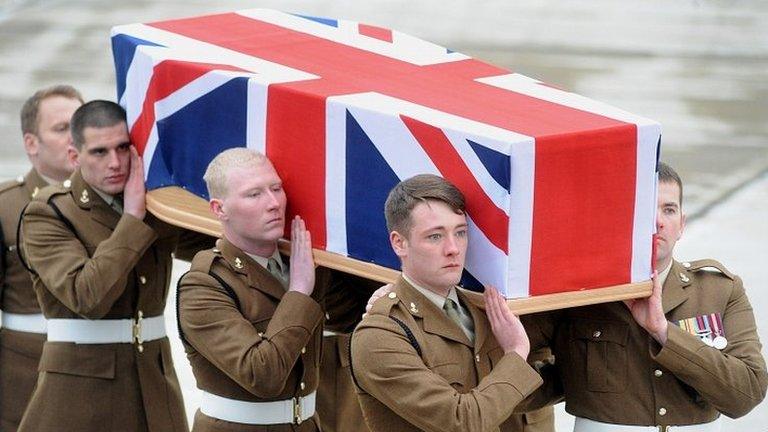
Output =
[
  {"x1": 18, "y1": 100, "x2": 212, "y2": 432},
  {"x1": 524, "y1": 161, "x2": 767, "y2": 430},
  {"x1": 0, "y1": 84, "x2": 83, "y2": 432},
  {"x1": 177, "y1": 147, "x2": 374, "y2": 432},
  {"x1": 350, "y1": 174, "x2": 543, "y2": 432}
]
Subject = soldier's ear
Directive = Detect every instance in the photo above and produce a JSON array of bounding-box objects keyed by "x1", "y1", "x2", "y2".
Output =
[
  {"x1": 390, "y1": 230, "x2": 407, "y2": 258},
  {"x1": 23, "y1": 132, "x2": 39, "y2": 157},
  {"x1": 210, "y1": 198, "x2": 227, "y2": 221}
]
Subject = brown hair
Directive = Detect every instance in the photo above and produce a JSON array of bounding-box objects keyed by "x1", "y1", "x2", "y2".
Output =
[
  {"x1": 70, "y1": 100, "x2": 127, "y2": 150},
  {"x1": 658, "y1": 161, "x2": 683, "y2": 206},
  {"x1": 384, "y1": 174, "x2": 466, "y2": 237},
  {"x1": 20, "y1": 85, "x2": 84, "y2": 135}
]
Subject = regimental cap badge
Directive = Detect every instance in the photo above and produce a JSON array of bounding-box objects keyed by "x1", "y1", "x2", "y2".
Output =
[
  {"x1": 234, "y1": 257, "x2": 244, "y2": 269},
  {"x1": 79, "y1": 189, "x2": 90, "y2": 204}
]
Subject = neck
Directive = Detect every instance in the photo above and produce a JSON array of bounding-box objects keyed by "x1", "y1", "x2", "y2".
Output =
[
  {"x1": 224, "y1": 229, "x2": 277, "y2": 258},
  {"x1": 656, "y1": 256, "x2": 673, "y2": 274},
  {"x1": 32, "y1": 163, "x2": 70, "y2": 183},
  {"x1": 402, "y1": 270, "x2": 452, "y2": 298}
]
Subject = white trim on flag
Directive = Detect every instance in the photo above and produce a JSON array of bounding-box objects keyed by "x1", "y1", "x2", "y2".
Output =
[
  {"x1": 506, "y1": 138, "x2": 536, "y2": 299},
  {"x1": 632, "y1": 124, "x2": 661, "y2": 282},
  {"x1": 324, "y1": 96, "x2": 351, "y2": 257},
  {"x1": 235, "y1": 9, "x2": 469, "y2": 66},
  {"x1": 246, "y1": 80, "x2": 268, "y2": 154},
  {"x1": 464, "y1": 215, "x2": 507, "y2": 294}
]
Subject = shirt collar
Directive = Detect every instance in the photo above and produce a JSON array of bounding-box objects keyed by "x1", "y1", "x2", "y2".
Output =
[
  {"x1": 38, "y1": 173, "x2": 58, "y2": 186},
  {"x1": 246, "y1": 248, "x2": 285, "y2": 272},
  {"x1": 658, "y1": 260, "x2": 673, "y2": 286},
  {"x1": 402, "y1": 273, "x2": 459, "y2": 310},
  {"x1": 92, "y1": 188, "x2": 116, "y2": 207}
]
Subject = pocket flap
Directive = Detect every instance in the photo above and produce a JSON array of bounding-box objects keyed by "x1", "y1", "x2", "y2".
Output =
[
  {"x1": 572, "y1": 320, "x2": 629, "y2": 346},
  {"x1": 39, "y1": 342, "x2": 116, "y2": 379}
]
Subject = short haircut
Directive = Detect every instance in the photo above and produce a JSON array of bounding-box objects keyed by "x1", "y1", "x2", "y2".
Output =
[
  {"x1": 20, "y1": 85, "x2": 84, "y2": 135},
  {"x1": 385, "y1": 174, "x2": 466, "y2": 237},
  {"x1": 204, "y1": 147, "x2": 269, "y2": 199},
  {"x1": 70, "y1": 100, "x2": 127, "y2": 150},
  {"x1": 658, "y1": 161, "x2": 683, "y2": 206}
]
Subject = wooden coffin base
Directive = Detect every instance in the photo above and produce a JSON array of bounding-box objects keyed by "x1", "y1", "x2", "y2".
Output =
[{"x1": 147, "y1": 186, "x2": 652, "y2": 314}]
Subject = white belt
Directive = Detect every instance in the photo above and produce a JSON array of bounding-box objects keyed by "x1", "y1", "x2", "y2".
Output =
[
  {"x1": 574, "y1": 417, "x2": 722, "y2": 432},
  {"x1": 323, "y1": 329, "x2": 343, "y2": 337},
  {"x1": 200, "y1": 390, "x2": 316, "y2": 425},
  {"x1": 47, "y1": 313, "x2": 165, "y2": 352},
  {"x1": 0, "y1": 312, "x2": 47, "y2": 334}
]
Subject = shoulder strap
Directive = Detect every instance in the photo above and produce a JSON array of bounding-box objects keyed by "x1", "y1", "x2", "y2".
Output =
[
  {"x1": 176, "y1": 268, "x2": 242, "y2": 346},
  {"x1": 348, "y1": 315, "x2": 424, "y2": 392}
]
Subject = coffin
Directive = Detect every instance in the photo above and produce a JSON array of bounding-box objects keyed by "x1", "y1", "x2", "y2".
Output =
[{"x1": 112, "y1": 9, "x2": 660, "y2": 313}]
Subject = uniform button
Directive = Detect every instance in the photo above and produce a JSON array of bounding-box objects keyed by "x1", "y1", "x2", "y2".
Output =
[
  {"x1": 654, "y1": 369, "x2": 663, "y2": 377},
  {"x1": 300, "y1": 382, "x2": 306, "y2": 390},
  {"x1": 301, "y1": 347, "x2": 306, "y2": 354},
  {"x1": 258, "y1": 332, "x2": 264, "y2": 338},
  {"x1": 325, "y1": 312, "x2": 330, "y2": 320},
  {"x1": 475, "y1": 354, "x2": 480, "y2": 363},
  {"x1": 139, "y1": 275, "x2": 147, "y2": 284},
  {"x1": 388, "y1": 292, "x2": 397, "y2": 299},
  {"x1": 682, "y1": 262, "x2": 691, "y2": 268},
  {"x1": 592, "y1": 330, "x2": 602, "y2": 338},
  {"x1": 658, "y1": 407, "x2": 667, "y2": 416},
  {"x1": 63, "y1": 179, "x2": 72, "y2": 188}
]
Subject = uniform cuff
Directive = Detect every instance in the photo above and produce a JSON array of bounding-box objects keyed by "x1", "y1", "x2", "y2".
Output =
[
  {"x1": 652, "y1": 323, "x2": 704, "y2": 370},
  {"x1": 115, "y1": 213, "x2": 157, "y2": 253},
  {"x1": 266, "y1": 291, "x2": 323, "y2": 338},
  {"x1": 479, "y1": 352, "x2": 543, "y2": 398}
]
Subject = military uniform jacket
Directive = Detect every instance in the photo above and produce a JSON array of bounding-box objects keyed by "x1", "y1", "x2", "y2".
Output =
[
  {"x1": 0, "y1": 169, "x2": 48, "y2": 432},
  {"x1": 18, "y1": 169, "x2": 211, "y2": 432},
  {"x1": 179, "y1": 238, "x2": 333, "y2": 432},
  {"x1": 350, "y1": 277, "x2": 543, "y2": 432},
  {"x1": 526, "y1": 259, "x2": 768, "y2": 426}
]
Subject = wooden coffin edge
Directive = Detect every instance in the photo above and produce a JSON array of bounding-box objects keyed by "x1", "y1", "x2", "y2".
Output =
[{"x1": 147, "y1": 186, "x2": 651, "y2": 314}]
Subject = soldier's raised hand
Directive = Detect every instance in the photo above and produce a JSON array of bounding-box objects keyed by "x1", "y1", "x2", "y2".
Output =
[
  {"x1": 625, "y1": 271, "x2": 668, "y2": 344},
  {"x1": 123, "y1": 145, "x2": 146, "y2": 220},
  {"x1": 484, "y1": 285, "x2": 530, "y2": 359},
  {"x1": 288, "y1": 216, "x2": 315, "y2": 296}
]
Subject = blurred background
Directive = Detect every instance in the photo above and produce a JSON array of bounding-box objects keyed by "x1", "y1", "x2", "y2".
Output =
[{"x1": 1, "y1": 1, "x2": 766, "y2": 430}]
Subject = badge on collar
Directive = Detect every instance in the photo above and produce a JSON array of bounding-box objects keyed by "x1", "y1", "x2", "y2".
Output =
[
  {"x1": 674, "y1": 312, "x2": 727, "y2": 349},
  {"x1": 80, "y1": 189, "x2": 90, "y2": 204}
]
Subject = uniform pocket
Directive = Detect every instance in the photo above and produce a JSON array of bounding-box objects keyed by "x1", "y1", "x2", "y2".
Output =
[{"x1": 570, "y1": 320, "x2": 628, "y2": 393}]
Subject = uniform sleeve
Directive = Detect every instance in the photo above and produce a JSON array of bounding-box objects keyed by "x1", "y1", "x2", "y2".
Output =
[
  {"x1": 653, "y1": 276, "x2": 768, "y2": 418},
  {"x1": 322, "y1": 272, "x2": 381, "y2": 333},
  {"x1": 21, "y1": 201, "x2": 156, "y2": 318},
  {"x1": 351, "y1": 314, "x2": 543, "y2": 432},
  {"x1": 179, "y1": 271, "x2": 324, "y2": 398}
]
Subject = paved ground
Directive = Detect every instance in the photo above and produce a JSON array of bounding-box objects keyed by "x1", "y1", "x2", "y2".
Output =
[{"x1": 2, "y1": 0, "x2": 767, "y2": 429}]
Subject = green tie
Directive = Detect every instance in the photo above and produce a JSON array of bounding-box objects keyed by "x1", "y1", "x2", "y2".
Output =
[
  {"x1": 443, "y1": 298, "x2": 475, "y2": 343},
  {"x1": 267, "y1": 257, "x2": 288, "y2": 289}
]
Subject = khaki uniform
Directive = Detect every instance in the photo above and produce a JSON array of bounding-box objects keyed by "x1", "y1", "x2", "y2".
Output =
[
  {"x1": 0, "y1": 169, "x2": 48, "y2": 431},
  {"x1": 179, "y1": 238, "x2": 348, "y2": 432},
  {"x1": 526, "y1": 259, "x2": 768, "y2": 426},
  {"x1": 351, "y1": 277, "x2": 543, "y2": 432},
  {"x1": 18, "y1": 170, "x2": 211, "y2": 432},
  {"x1": 506, "y1": 347, "x2": 558, "y2": 432},
  {"x1": 317, "y1": 274, "x2": 379, "y2": 432}
]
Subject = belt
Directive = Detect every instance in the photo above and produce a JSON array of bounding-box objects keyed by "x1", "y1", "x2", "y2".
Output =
[
  {"x1": 47, "y1": 312, "x2": 165, "y2": 352},
  {"x1": 323, "y1": 329, "x2": 343, "y2": 337},
  {"x1": 201, "y1": 390, "x2": 316, "y2": 425},
  {"x1": 0, "y1": 312, "x2": 47, "y2": 334},
  {"x1": 574, "y1": 417, "x2": 722, "y2": 432}
]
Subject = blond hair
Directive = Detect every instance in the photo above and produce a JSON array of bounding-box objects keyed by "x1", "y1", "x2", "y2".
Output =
[{"x1": 204, "y1": 147, "x2": 268, "y2": 199}]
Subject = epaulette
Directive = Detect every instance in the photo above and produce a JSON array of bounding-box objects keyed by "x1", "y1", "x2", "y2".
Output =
[
  {"x1": 684, "y1": 259, "x2": 735, "y2": 280},
  {"x1": 368, "y1": 290, "x2": 401, "y2": 316},
  {"x1": 35, "y1": 184, "x2": 69, "y2": 203},
  {"x1": 0, "y1": 177, "x2": 23, "y2": 195},
  {"x1": 189, "y1": 248, "x2": 219, "y2": 274}
]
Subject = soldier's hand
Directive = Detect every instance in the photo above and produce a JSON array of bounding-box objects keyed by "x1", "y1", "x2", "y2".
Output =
[
  {"x1": 288, "y1": 216, "x2": 315, "y2": 296},
  {"x1": 484, "y1": 285, "x2": 530, "y2": 359},
  {"x1": 123, "y1": 145, "x2": 146, "y2": 220},
  {"x1": 625, "y1": 271, "x2": 668, "y2": 344},
  {"x1": 365, "y1": 284, "x2": 393, "y2": 314}
]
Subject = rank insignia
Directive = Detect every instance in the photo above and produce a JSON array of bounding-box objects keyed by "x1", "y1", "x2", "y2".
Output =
[{"x1": 674, "y1": 312, "x2": 727, "y2": 349}]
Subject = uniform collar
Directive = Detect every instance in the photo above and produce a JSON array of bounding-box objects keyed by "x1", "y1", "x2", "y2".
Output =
[
  {"x1": 401, "y1": 273, "x2": 459, "y2": 312},
  {"x1": 662, "y1": 259, "x2": 693, "y2": 314},
  {"x1": 395, "y1": 276, "x2": 473, "y2": 348},
  {"x1": 216, "y1": 238, "x2": 285, "y2": 301},
  {"x1": 67, "y1": 170, "x2": 120, "y2": 229},
  {"x1": 24, "y1": 168, "x2": 50, "y2": 199},
  {"x1": 245, "y1": 248, "x2": 285, "y2": 274}
]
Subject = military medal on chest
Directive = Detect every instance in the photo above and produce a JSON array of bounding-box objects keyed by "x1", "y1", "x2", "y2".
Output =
[{"x1": 675, "y1": 312, "x2": 727, "y2": 349}]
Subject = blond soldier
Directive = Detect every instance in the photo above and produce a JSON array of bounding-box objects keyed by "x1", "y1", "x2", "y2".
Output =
[
  {"x1": 178, "y1": 148, "x2": 369, "y2": 431},
  {"x1": 350, "y1": 174, "x2": 543, "y2": 432},
  {"x1": 19, "y1": 100, "x2": 211, "y2": 432},
  {"x1": 0, "y1": 85, "x2": 83, "y2": 432},
  {"x1": 524, "y1": 162, "x2": 767, "y2": 431}
]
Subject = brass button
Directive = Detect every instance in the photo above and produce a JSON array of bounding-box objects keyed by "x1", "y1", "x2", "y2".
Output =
[
  {"x1": 258, "y1": 332, "x2": 264, "y2": 338},
  {"x1": 300, "y1": 382, "x2": 306, "y2": 390},
  {"x1": 63, "y1": 179, "x2": 72, "y2": 188},
  {"x1": 325, "y1": 312, "x2": 331, "y2": 320},
  {"x1": 475, "y1": 354, "x2": 480, "y2": 363},
  {"x1": 658, "y1": 407, "x2": 667, "y2": 416},
  {"x1": 301, "y1": 347, "x2": 306, "y2": 354},
  {"x1": 682, "y1": 262, "x2": 691, "y2": 268},
  {"x1": 654, "y1": 369, "x2": 663, "y2": 378},
  {"x1": 139, "y1": 275, "x2": 147, "y2": 285},
  {"x1": 592, "y1": 330, "x2": 602, "y2": 338},
  {"x1": 387, "y1": 292, "x2": 397, "y2": 299}
]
